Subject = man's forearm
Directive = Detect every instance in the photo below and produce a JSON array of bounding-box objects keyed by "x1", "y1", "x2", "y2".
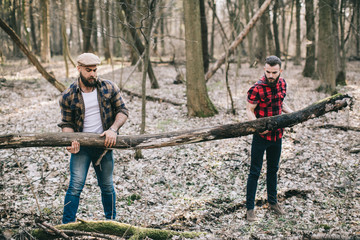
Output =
[
  {"x1": 110, "y1": 112, "x2": 128, "y2": 131},
  {"x1": 62, "y1": 127, "x2": 75, "y2": 133},
  {"x1": 282, "y1": 102, "x2": 293, "y2": 113}
]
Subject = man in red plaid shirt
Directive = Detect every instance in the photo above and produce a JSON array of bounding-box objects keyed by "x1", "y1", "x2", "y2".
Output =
[{"x1": 245, "y1": 56, "x2": 293, "y2": 221}]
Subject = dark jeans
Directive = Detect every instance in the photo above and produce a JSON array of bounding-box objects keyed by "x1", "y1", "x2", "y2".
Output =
[
  {"x1": 62, "y1": 147, "x2": 116, "y2": 224},
  {"x1": 246, "y1": 134, "x2": 282, "y2": 210}
]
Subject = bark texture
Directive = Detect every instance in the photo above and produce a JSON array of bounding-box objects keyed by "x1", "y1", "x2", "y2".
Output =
[
  {"x1": 184, "y1": 0, "x2": 217, "y2": 117},
  {"x1": 0, "y1": 94, "x2": 352, "y2": 150}
]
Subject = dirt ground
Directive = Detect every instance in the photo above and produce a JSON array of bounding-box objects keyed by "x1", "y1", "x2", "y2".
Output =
[{"x1": 0, "y1": 59, "x2": 359, "y2": 239}]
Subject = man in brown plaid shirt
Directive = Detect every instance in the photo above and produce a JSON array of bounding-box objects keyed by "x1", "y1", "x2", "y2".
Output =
[{"x1": 58, "y1": 53, "x2": 128, "y2": 224}]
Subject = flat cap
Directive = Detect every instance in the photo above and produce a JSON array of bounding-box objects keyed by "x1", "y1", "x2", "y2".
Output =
[{"x1": 77, "y1": 53, "x2": 101, "y2": 66}]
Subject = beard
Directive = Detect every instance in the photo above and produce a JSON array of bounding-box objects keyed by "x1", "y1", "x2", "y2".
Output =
[
  {"x1": 265, "y1": 74, "x2": 280, "y2": 88},
  {"x1": 80, "y1": 72, "x2": 97, "y2": 88}
]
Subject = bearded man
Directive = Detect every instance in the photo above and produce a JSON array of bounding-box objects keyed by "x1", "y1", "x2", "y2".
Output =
[
  {"x1": 58, "y1": 53, "x2": 128, "y2": 223},
  {"x1": 245, "y1": 56, "x2": 293, "y2": 221}
]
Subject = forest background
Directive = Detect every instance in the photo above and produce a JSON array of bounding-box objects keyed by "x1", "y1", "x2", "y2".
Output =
[{"x1": 0, "y1": 0, "x2": 359, "y2": 239}]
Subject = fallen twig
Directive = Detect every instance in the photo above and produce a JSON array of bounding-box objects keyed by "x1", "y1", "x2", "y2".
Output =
[
  {"x1": 313, "y1": 124, "x2": 360, "y2": 132},
  {"x1": 36, "y1": 220, "x2": 70, "y2": 239},
  {"x1": 121, "y1": 88, "x2": 184, "y2": 106}
]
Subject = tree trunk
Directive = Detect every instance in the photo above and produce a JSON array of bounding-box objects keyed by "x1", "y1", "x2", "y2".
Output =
[
  {"x1": 256, "y1": 0, "x2": 267, "y2": 60},
  {"x1": 244, "y1": 0, "x2": 255, "y2": 65},
  {"x1": 76, "y1": 0, "x2": 95, "y2": 52},
  {"x1": 330, "y1": 0, "x2": 342, "y2": 84},
  {"x1": 135, "y1": 0, "x2": 156, "y2": 159},
  {"x1": 200, "y1": 0, "x2": 209, "y2": 73},
  {"x1": 294, "y1": 0, "x2": 301, "y2": 65},
  {"x1": 317, "y1": 0, "x2": 336, "y2": 93},
  {"x1": 10, "y1": 0, "x2": 22, "y2": 57},
  {"x1": 302, "y1": 0, "x2": 316, "y2": 78},
  {"x1": 284, "y1": 0, "x2": 294, "y2": 70},
  {"x1": 40, "y1": 0, "x2": 51, "y2": 63},
  {"x1": 209, "y1": 0, "x2": 216, "y2": 59},
  {"x1": 0, "y1": 17, "x2": 66, "y2": 92},
  {"x1": 0, "y1": 94, "x2": 352, "y2": 150},
  {"x1": 184, "y1": 0, "x2": 217, "y2": 117},
  {"x1": 273, "y1": 0, "x2": 281, "y2": 58},
  {"x1": 119, "y1": 0, "x2": 159, "y2": 89},
  {"x1": 337, "y1": 0, "x2": 346, "y2": 86},
  {"x1": 101, "y1": 0, "x2": 111, "y2": 62},
  {"x1": 29, "y1": 0, "x2": 39, "y2": 54},
  {"x1": 61, "y1": 0, "x2": 69, "y2": 78},
  {"x1": 356, "y1": 0, "x2": 360, "y2": 57},
  {"x1": 205, "y1": 0, "x2": 272, "y2": 81},
  {"x1": 264, "y1": 5, "x2": 274, "y2": 55}
]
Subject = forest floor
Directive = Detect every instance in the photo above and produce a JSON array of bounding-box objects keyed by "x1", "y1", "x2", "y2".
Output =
[{"x1": 0, "y1": 58, "x2": 359, "y2": 239}]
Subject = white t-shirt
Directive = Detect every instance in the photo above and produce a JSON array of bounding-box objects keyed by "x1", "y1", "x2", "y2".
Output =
[{"x1": 81, "y1": 89, "x2": 104, "y2": 133}]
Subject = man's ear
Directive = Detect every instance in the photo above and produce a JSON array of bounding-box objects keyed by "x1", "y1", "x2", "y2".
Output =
[{"x1": 77, "y1": 65, "x2": 81, "y2": 72}]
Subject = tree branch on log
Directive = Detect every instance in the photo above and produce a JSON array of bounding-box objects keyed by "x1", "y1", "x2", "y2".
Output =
[
  {"x1": 35, "y1": 220, "x2": 70, "y2": 239},
  {"x1": 205, "y1": 0, "x2": 272, "y2": 82},
  {"x1": 32, "y1": 220, "x2": 205, "y2": 240},
  {"x1": 121, "y1": 88, "x2": 184, "y2": 106},
  {"x1": 0, "y1": 17, "x2": 66, "y2": 92},
  {"x1": 0, "y1": 94, "x2": 353, "y2": 150}
]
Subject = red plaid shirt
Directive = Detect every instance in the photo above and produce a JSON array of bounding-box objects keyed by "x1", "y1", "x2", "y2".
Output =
[{"x1": 247, "y1": 76, "x2": 287, "y2": 141}]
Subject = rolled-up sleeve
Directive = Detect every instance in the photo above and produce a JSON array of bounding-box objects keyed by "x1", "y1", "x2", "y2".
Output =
[
  {"x1": 247, "y1": 85, "x2": 259, "y2": 104},
  {"x1": 112, "y1": 84, "x2": 129, "y2": 117},
  {"x1": 58, "y1": 94, "x2": 76, "y2": 130}
]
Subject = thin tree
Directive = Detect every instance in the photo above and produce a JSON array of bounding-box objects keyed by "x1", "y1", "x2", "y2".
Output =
[
  {"x1": 356, "y1": 0, "x2": 360, "y2": 56},
  {"x1": 184, "y1": 0, "x2": 217, "y2": 117},
  {"x1": 284, "y1": 0, "x2": 294, "y2": 70},
  {"x1": 244, "y1": 0, "x2": 255, "y2": 65},
  {"x1": 330, "y1": 0, "x2": 342, "y2": 84},
  {"x1": 209, "y1": 0, "x2": 216, "y2": 59},
  {"x1": 337, "y1": 0, "x2": 347, "y2": 85},
  {"x1": 118, "y1": 0, "x2": 160, "y2": 89},
  {"x1": 256, "y1": 0, "x2": 267, "y2": 61},
  {"x1": 317, "y1": 0, "x2": 336, "y2": 93},
  {"x1": 29, "y1": 0, "x2": 39, "y2": 54},
  {"x1": 101, "y1": 0, "x2": 112, "y2": 63},
  {"x1": 294, "y1": 0, "x2": 301, "y2": 65},
  {"x1": 76, "y1": 0, "x2": 96, "y2": 52},
  {"x1": 273, "y1": 0, "x2": 281, "y2": 58},
  {"x1": 200, "y1": 0, "x2": 209, "y2": 73},
  {"x1": 302, "y1": 0, "x2": 316, "y2": 77},
  {"x1": 40, "y1": 0, "x2": 50, "y2": 63},
  {"x1": 135, "y1": 0, "x2": 156, "y2": 159}
]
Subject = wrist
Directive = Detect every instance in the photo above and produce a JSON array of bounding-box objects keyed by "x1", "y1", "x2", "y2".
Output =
[{"x1": 109, "y1": 127, "x2": 118, "y2": 133}]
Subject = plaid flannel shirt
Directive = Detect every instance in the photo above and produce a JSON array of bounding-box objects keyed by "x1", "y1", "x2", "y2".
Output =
[
  {"x1": 247, "y1": 76, "x2": 287, "y2": 141},
  {"x1": 58, "y1": 78, "x2": 128, "y2": 132}
]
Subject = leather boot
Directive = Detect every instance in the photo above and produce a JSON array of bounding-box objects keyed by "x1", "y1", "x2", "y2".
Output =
[
  {"x1": 269, "y1": 203, "x2": 284, "y2": 215},
  {"x1": 246, "y1": 209, "x2": 256, "y2": 221}
]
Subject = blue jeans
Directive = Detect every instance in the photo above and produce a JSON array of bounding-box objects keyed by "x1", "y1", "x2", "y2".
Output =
[
  {"x1": 246, "y1": 134, "x2": 282, "y2": 210},
  {"x1": 62, "y1": 147, "x2": 116, "y2": 224}
]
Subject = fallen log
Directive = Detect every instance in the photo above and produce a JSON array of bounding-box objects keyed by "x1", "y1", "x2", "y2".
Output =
[
  {"x1": 0, "y1": 94, "x2": 352, "y2": 150},
  {"x1": 32, "y1": 220, "x2": 205, "y2": 240}
]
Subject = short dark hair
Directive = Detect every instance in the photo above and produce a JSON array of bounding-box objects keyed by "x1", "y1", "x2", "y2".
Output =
[{"x1": 265, "y1": 56, "x2": 282, "y2": 67}]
